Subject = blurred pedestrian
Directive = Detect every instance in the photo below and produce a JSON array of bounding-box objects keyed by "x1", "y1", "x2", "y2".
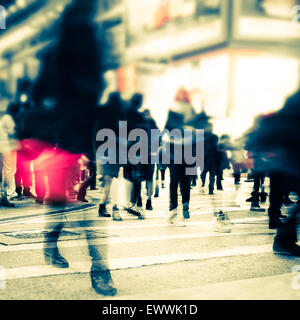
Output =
[
  {"x1": 141, "y1": 108, "x2": 158, "y2": 210},
  {"x1": 230, "y1": 138, "x2": 246, "y2": 185},
  {"x1": 216, "y1": 134, "x2": 231, "y2": 191},
  {"x1": 0, "y1": 103, "x2": 20, "y2": 207},
  {"x1": 246, "y1": 89, "x2": 300, "y2": 255},
  {"x1": 123, "y1": 93, "x2": 149, "y2": 219},
  {"x1": 200, "y1": 123, "x2": 219, "y2": 194},
  {"x1": 24, "y1": 0, "x2": 117, "y2": 295},
  {"x1": 96, "y1": 92, "x2": 125, "y2": 221},
  {"x1": 13, "y1": 101, "x2": 35, "y2": 199},
  {"x1": 243, "y1": 149, "x2": 267, "y2": 212},
  {"x1": 164, "y1": 88, "x2": 197, "y2": 225}
]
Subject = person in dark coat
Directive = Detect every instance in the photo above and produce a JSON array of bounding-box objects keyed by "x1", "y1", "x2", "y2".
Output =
[
  {"x1": 164, "y1": 88, "x2": 197, "y2": 225},
  {"x1": 243, "y1": 118, "x2": 268, "y2": 212},
  {"x1": 96, "y1": 91, "x2": 126, "y2": 221},
  {"x1": 123, "y1": 93, "x2": 149, "y2": 219},
  {"x1": 188, "y1": 111, "x2": 219, "y2": 194},
  {"x1": 246, "y1": 89, "x2": 300, "y2": 255},
  {"x1": 200, "y1": 123, "x2": 219, "y2": 195},
  {"x1": 141, "y1": 108, "x2": 159, "y2": 210},
  {"x1": 215, "y1": 134, "x2": 231, "y2": 191},
  {"x1": 23, "y1": 0, "x2": 117, "y2": 296}
]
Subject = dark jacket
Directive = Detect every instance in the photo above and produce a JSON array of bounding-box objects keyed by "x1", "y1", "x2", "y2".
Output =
[
  {"x1": 122, "y1": 108, "x2": 151, "y2": 182},
  {"x1": 163, "y1": 109, "x2": 198, "y2": 166},
  {"x1": 95, "y1": 94, "x2": 126, "y2": 163},
  {"x1": 216, "y1": 142, "x2": 230, "y2": 171},
  {"x1": 26, "y1": 0, "x2": 104, "y2": 158},
  {"x1": 203, "y1": 132, "x2": 218, "y2": 170}
]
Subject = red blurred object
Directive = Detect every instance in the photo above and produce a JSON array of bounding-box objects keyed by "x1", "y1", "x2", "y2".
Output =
[
  {"x1": 175, "y1": 87, "x2": 191, "y2": 104},
  {"x1": 19, "y1": 139, "x2": 82, "y2": 204},
  {"x1": 15, "y1": 152, "x2": 33, "y2": 194},
  {"x1": 154, "y1": 0, "x2": 170, "y2": 28}
]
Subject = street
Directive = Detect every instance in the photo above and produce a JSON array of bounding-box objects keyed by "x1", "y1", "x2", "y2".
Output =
[{"x1": 0, "y1": 174, "x2": 300, "y2": 300}]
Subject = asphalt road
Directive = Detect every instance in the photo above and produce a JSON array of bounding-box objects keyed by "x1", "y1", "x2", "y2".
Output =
[{"x1": 0, "y1": 173, "x2": 300, "y2": 300}]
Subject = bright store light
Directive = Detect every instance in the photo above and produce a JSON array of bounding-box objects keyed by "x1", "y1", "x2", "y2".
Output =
[
  {"x1": 20, "y1": 93, "x2": 28, "y2": 103},
  {"x1": 16, "y1": 0, "x2": 26, "y2": 9},
  {"x1": 0, "y1": 26, "x2": 35, "y2": 54},
  {"x1": 231, "y1": 54, "x2": 299, "y2": 138}
]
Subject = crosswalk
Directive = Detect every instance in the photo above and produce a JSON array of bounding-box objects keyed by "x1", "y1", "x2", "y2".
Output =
[{"x1": 0, "y1": 175, "x2": 300, "y2": 299}]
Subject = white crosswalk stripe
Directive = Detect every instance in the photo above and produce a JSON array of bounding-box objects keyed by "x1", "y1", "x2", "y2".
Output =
[{"x1": 4, "y1": 244, "x2": 272, "y2": 281}]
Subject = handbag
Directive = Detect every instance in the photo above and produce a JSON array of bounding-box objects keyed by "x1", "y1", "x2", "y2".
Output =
[{"x1": 111, "y1": 167, "x2": 133, "y2": 207}]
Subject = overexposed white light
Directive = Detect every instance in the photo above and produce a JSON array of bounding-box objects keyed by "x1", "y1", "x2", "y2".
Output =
[
  {"x1": 17, "y1": 0, "x2": 26, "y2": 9},
  {"x1": 231, "y1": 54, "x2": 299, "y2": 137},
  {"x1": 20, "y1": 94, "x2": 28, "y2": 103},
  {"x1": 0, "y1": 26, "x2": 34, "y2": 54}
]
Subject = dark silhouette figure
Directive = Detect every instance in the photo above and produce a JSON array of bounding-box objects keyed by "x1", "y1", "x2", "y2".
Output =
[
  {"x1": 164, "y1": 88, "x2": 198, "y2": 223},
  {"x1": 123, "y1": 93, "x2": 149, "y2": 219},
  {"x1": 96, "y1": 91, "x2": 126, "y2": 221},
  {"x1": 23, "y1": 0, "x2": 116, "y2": 296},
  {"x1": 246, "y1": 89, "x2": 300, "y2": 256},
  {"x1": 200, "y1": 123, "x2": 219, "y2": 194}
]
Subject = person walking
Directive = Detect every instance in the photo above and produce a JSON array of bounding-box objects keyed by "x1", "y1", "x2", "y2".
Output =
[
  {"x1": 123, "y1": 93, "x2": 149, "y2": 219},
  {"x1": 141, "y1": 108, "x2": 158, "y2": 211},
  {"x1": 0, "y1": 103, "x2": 20, "y2": 207},
  {"x1": 24, "y1": 0, "x2": 117, "y2": 296},
  {"x1": 11, "y1": 101, "x2": 35, "y2": 200},
  {"x1": 200, "y1": 123, "x2": 219, "y2": 195},
  {"x1": 96, "y1": 92, "x2": 125, "y2": 221},
  {"x1": 164, "y1": 88, "x2": 197, "y2": 225},
  {"x1": 244, "y1": 151, "x2": 267, "y2": 212},
  {"x1": 230, "y1": 139, "x2": 246, "y2": 186},
  {"x1": 215, "y1": 134, "x2": 231, "y2": 191},
  {"x1": 246, "y1": 89, "x2": 300, "y2": 255}
]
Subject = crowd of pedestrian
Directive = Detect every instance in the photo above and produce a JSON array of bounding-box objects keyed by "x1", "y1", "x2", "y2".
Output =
[{"x1": 0, "y1": 0, "x2": 299, "y2": 298}]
